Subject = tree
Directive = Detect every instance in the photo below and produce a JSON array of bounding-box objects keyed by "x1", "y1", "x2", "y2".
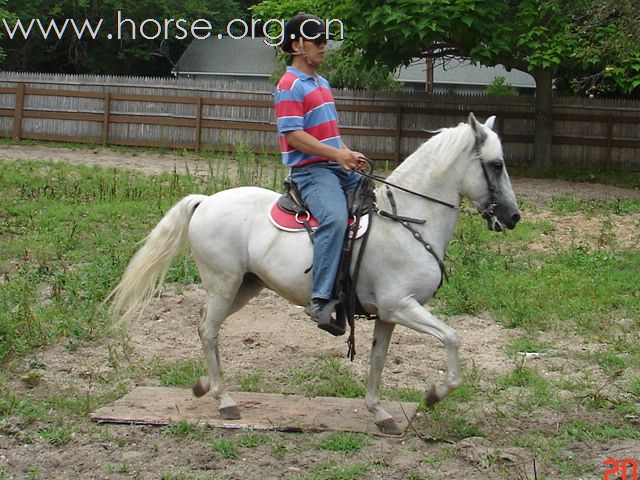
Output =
[
  {"x1": 0, "y1": 0, "x2": 15, "y2": 61},
  {"x1": 1, "y1": 0, "x2": 243, "y2": 75},
  {"x1": 564, "y1": 0, "x2": 640, "y2": 96},
  {"x1": 334, "y1": 0, "x2": 591, "y2": 169},
  {"x1": 254, "y1": 0, "x2": 640, "y2": 168}
]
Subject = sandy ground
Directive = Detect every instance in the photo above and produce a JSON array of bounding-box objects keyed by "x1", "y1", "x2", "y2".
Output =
[{"x1": 1, "y1": 144, "x2": 639, "y2": 479}]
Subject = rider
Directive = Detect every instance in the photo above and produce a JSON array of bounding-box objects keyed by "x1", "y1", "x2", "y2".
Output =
[{"x1": 274, "y1": 13, "x2": 364, "y2": 334}]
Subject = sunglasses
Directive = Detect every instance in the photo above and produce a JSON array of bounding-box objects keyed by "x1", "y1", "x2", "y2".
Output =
[{"x1": 309, "y1": 37, "x2": 327, "y2": 47}]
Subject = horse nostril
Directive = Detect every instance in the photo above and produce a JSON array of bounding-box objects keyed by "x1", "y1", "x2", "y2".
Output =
[{"x1": 512, "y1": 213, "x2": 521, "y2": 224}]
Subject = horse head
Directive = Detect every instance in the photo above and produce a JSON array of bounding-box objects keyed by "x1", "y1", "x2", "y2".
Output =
[{"x1": 463, "y1": 113, "x2": 521, "y2": 232}]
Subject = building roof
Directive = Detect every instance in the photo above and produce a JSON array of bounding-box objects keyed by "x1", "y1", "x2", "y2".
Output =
[
  {"x1": 174, "y1": 37, "x2": 279, "y2": 77},
  {"x1": 396, "y1": 58, "x2": 536, "y2": 89}
]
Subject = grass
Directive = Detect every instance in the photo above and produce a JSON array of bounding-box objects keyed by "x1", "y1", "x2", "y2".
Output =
[
  {"x1": 0, "y1": 156, "x2": 287, "y2": 364},
  {"x1": 1, "y1": 149, "x2": 639, "y2": 479},
  {"x1": 293, "y1": 460, "x2": 373, "y2": 480},
  {"x1": 435, "y1": 213, "x2": 640, "y2": 333},
  {"x1": 510, "y1": 164, "x2": 640, "y2": 190},
  {"x1": 288, "y1": 355, "x2": 366, "y2": 398},
  {"x1": 318, "y1": 432, "x2": 368, "y2": 455},
  {"x1": 153, "y1": 359, "x2": 206, "y2": 387},
  {"x1": 549, "y1": 195, "x2": 640, "y2": 215}
]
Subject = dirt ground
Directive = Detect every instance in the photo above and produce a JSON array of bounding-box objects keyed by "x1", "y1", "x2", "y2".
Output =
[{"x1": 1, "y1": 144, "x2": 639, "y2": 479}]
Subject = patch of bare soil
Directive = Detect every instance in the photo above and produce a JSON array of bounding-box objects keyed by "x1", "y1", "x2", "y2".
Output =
[{"x1": 2, "y1": 144, "x2": 639, "y2": 479}]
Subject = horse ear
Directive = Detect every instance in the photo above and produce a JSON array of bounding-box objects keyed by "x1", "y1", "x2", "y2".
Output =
[
  {"x1": 468, "y1": 112, "x2": 486, "y2": 144},
  {"x1": 484, "y1": 115, "x2": 496, "y2": 131}
]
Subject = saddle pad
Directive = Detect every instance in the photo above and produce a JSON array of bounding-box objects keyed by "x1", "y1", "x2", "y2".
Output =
[{"x1": 269, "y1": 200, "x2": 369, "y2": 239}]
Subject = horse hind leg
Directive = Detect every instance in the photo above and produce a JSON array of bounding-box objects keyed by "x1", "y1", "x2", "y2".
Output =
[{"x1": 193, "y1": 274, "x2": 264, "y2": 420}]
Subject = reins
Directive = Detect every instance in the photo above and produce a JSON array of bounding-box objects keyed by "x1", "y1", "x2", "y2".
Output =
[{"x1": 356, "y1": 163, "x2": 458, "y2": 211}]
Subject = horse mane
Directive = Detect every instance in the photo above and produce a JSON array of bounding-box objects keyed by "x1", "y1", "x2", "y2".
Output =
[{"x1": 388, "y1": 122, "x2": 477, "y2": 182}]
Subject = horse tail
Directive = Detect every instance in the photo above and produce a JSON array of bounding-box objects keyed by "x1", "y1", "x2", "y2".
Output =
[{"x1": 106, "y1": 194, "x2": 208, "y2": 329}]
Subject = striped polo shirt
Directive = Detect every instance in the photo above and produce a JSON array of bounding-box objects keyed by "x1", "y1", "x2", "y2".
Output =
[{"x1": 274, "y1": 66, "x2": 342, "y2": 167}]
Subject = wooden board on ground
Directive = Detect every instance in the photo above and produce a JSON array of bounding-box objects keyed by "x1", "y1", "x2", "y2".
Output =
[{"x1": 90, "y1": 386, "x2": 419, "y2": 436}]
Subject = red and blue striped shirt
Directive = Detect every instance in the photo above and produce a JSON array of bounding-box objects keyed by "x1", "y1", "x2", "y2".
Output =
[{"x1": 274, "y1": 66, "x2": 342, "y2": 167}]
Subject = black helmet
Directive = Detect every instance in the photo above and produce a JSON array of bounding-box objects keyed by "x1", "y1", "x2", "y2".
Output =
[{"x1": 281, "y1": 13, "x2": 328, "y2": 53}]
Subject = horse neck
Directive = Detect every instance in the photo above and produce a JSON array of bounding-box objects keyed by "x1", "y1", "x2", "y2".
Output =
[
  {"x1": 386, "y1": 126, "x2": 473, "y2": 211},
  {"x1": 382, "y1": 126, "x2": 473, "y2": 253}
]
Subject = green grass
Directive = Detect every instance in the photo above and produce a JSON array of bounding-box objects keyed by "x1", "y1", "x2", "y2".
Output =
[
  {"x1": 436, "y1": 214, "x2": 640, "y2": 333},
  {"x1": 0, "y1": 157, "x2": 286, "y2": 364},
  {"x1": 210, "y1": 437, "x2": 240, "y2": 459},
  {"x1": 152, "y1": 359, "x2": 206, "y2": 387},
  {"x1": 510, "y1": 165, "x2": 640, "y2": 190},
  {"x1": 318, "y1": 432, "x2": 368, "y2": 455},
  {"x1": 237, "y1": 372, "x2": 263, "y2": 392},
  {"x1": 293, "y1": 460, "x2": 372, "y2": 480},
  {"x1": 549, "y1": 195, "x2": 640, "y2": 215},
  {"x1": 1, "y1": 150, "x2": 639, "y2": 479},
  {"x1": 288, "y1": 356, "x2": 366, "y2": 398},
  {"x1": 38, "y1": 422, "x2": 74, "y2": 445}
]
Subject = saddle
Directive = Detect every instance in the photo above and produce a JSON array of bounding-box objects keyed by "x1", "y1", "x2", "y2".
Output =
[
  {"x1": 270, "y1": 175, "x2": 375, "y2": 358},
  {"x1": 269, "y1": 177, "x2": 369, "y2": 238}
]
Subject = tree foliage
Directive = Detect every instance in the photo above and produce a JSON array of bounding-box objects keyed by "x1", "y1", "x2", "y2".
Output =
[
  {"x1": 1, "y1": 0, "x2": 243, "y2": 75},
  {"x1": 323, "y1": 0, "x2": 640, "y2": 167},
  {"x1": 565, "y1": 0, "x2": 640, "y2": 95},
  {"x1": 251, "y1": 0, "x2": 398, "y2": 90}
]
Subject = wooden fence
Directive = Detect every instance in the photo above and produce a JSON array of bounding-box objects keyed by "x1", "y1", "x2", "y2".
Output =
[{"x1": 1, "y1": 72, "x2": 639, "y2": 170}]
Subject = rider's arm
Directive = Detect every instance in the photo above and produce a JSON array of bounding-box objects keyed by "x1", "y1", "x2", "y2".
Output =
[{"x1": 285, "y1": 130, "x2": 361, "y2": 170}]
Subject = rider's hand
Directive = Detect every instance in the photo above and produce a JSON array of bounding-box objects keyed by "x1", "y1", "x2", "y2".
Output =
[{"x1": 334, "y1": 149, "x2": 365, "y2": 171}]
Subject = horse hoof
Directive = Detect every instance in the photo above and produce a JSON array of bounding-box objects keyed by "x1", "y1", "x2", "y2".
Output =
[
  {"x1": 219, "y1": 405, "x2": 241, "y2": 420},
  {"x1": 375, "y1": 418, "x2": 402, "y2": 436},
  {"x1": 424, "y1": 386, "x2": 441, "y2": 407},
  {"x1": 192, "y1": 378, "x2": 209, "y2": 398}
]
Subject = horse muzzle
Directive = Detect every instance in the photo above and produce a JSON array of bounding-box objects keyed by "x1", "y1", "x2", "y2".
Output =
[{"x1": 482, "y1": 203, "x2": 521, "y2": 232}]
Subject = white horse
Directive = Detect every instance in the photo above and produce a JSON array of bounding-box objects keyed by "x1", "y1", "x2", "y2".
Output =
[{"x1": 108, "y1": 113, "x2": 521, "y2": 435}]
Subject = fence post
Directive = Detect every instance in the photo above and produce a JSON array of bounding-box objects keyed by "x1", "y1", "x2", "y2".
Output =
[
  {"x1": 195, "y1": 97, "x2": 203, "y2": 153},
  {"x1": 12, "y1": 83, "x2": 25, "y2": 140},
  {"x1": 102, "y1": 92, "x2": 111, "y2": 146},
  {"x1": 394, "y1": 105, "x2": 404, "y2": 165},
  {"x1": 605, "y1": 115, "x2": 613, "y2": 171}
]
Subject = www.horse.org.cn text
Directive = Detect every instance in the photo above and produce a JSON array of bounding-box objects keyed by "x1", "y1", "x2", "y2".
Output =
[{"x1": 1, "y1": 12, "x2": 345, "y2": 47}]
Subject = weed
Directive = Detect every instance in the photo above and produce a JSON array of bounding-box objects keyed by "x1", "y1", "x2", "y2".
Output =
[
  {"x1": 318, "y1": 432, "x2": 367, "y2": 455},
  {"x1": 238, "y1": 430, "x2": 267, "y2": 448},
  {"x1": 504, "y1": 335, "x2": 551, "y2": 359},
  {"x1": 210, "y1": 437, "x2": 239, "y2": 459},
  {"x1": 294, "y1": 460, "x2": 371, "y2": 480},
  {"x1": 38, "y1": 422, "x2": 74, "y2": 445},
  {"x1": 289, "y1": 356, "x2": 365, "y2": 398},
  {"x1": 164, "y1": 420, "x2": 207, "y2": 441},
  {"x1": 561, "y1": 418, "x2": 640, "y2": 442},
  {"x1": 237, "y1": 372, "x2": 263, "y2": 392},
  {"x1": 499, "y1": 362, "x2": 553, "y2": 408},
  {"x1": 152, "y1": 359, "x2": 206, "y2": 387},
  {"x1": 26, "y1": 466, "x2": 39, "y2": 480}
]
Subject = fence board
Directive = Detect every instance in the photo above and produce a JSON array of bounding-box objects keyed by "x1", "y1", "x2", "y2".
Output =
[{"x1": 0, "y1": 72, "x2": 639, "y2": 170}]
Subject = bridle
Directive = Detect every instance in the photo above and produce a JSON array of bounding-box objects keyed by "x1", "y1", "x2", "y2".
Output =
[
  {"x1": 474, "y1": 142, "x2": 502, "y2": 222},
  {"x1": 355, "y1": 134, "x2": 504, "y2": 285},
  {"x1": 358, "y1": 134, "x2": 502, "y2": 218}
]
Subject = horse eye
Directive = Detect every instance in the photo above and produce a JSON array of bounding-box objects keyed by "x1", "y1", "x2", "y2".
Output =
[{"x1": 491, "y1": 161, "x2": 504, "y2": 173}]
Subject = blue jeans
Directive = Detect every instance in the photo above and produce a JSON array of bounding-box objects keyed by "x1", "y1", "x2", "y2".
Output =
[{"x1": 290, "y1": 162, "x2": 361, "y2": 300}]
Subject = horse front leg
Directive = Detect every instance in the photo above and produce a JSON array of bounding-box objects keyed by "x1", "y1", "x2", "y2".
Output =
[
  {"x1": 390, "y1": 298, "x2": 463, "y2": 406},
  {"x1": 365, "y1": 319, "x2": 401, "y2": 435}
]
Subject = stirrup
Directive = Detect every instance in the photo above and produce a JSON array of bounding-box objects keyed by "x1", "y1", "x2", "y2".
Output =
[{"x1": 315, "y1": 299, "x2": 345, "y2": 336}]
